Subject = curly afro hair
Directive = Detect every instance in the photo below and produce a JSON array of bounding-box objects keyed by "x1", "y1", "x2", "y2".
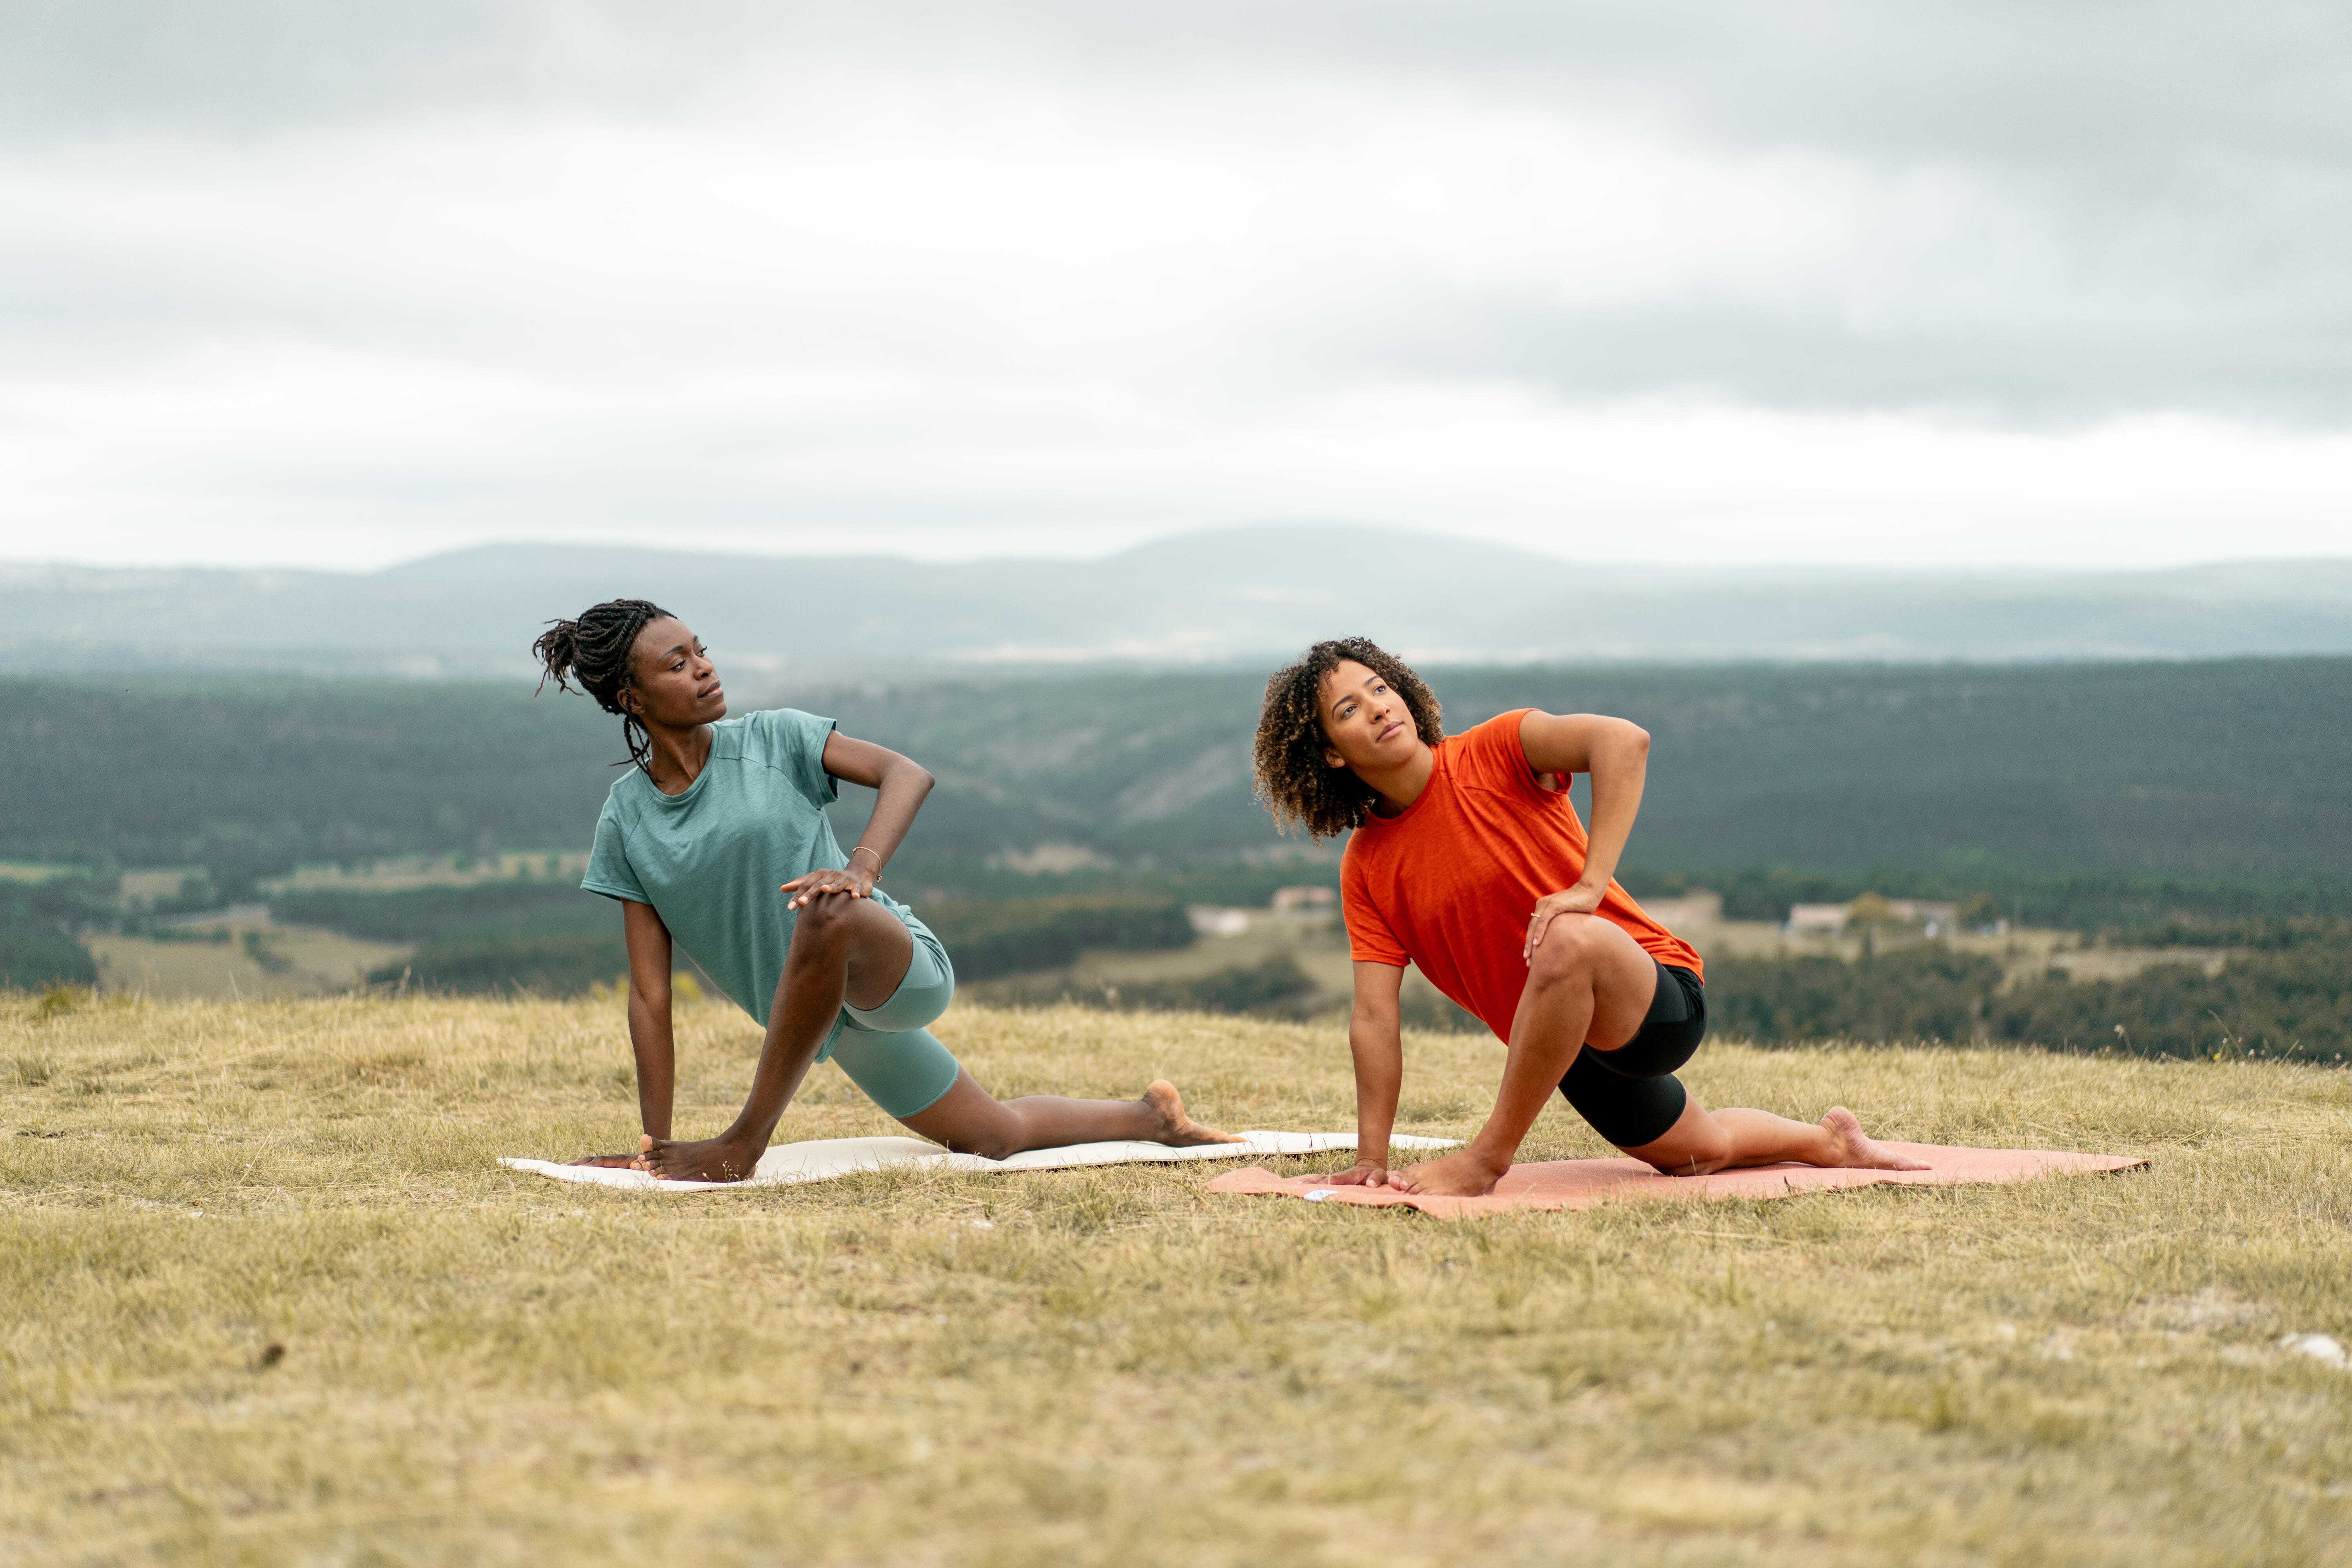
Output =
[{"x1": 1253, "y1": 636, "x2": 1445, "y2": 841}]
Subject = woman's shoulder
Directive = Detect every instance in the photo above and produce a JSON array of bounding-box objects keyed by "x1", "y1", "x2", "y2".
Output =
[
  {"x1": 1451, "y1": 708, "x2": 1534, "y2": 748},
  {"x1": 728, "y1": 705, "x2": 833, "y2": 734},
  {"x1": 731, "y1": 707, "x2": 837, "y2": 765},
  {"x1": 592, "y1": 768, "x2": 651, "y2": 830},
  {"x1": 1447, "y1": 708, "x2": 1539, "y2": 780}
]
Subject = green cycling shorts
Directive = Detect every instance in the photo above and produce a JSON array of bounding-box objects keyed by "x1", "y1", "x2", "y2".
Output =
[{"x1": 818, "y1": 910, "x2": 961, "y2": 1119}]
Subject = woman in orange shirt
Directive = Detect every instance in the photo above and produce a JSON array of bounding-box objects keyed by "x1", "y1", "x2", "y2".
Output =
[{"x1": 1254, "y1": 637, "x2": 1924, "y2": 1199}]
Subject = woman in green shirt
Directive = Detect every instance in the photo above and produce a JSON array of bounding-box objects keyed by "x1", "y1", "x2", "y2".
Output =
[{"x1": 537, "y1": 597, "x2": 1238, "y2": 1182}]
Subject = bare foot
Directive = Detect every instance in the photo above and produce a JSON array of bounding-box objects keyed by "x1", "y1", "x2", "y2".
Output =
[
  {"x1": 635, "y1": 1131, "x2": 766, "y2": 1182},
  {"x1": 1391, "y1": 1148, "x2": 1511, "y2": 1197},
  {"x1": 1140, "y1": 1080, "x2": 1245, "y2": 1146},
  {"x1": 1818, "y1": 1107, "x2": 1930, "y2": 1171}
]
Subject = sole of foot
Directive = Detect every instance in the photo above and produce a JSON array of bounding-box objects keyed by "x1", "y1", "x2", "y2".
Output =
[
  {"x1": 1821, "y1": 1106, "x2": 1930, "y2": 1171},
  {"x1": 1142, "y1": 1080, "x2": 1245, "y2": 1146}
]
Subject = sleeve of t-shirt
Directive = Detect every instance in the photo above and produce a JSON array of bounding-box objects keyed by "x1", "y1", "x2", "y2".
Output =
[
  {"x1": 579, "y1": 795, "x2": 651, "y2": 904},
  {"x1": 756, "y1": 708, "x2": 841, "y2": 810},
  {"x1": 1341, "y1": 849, "x2": 1410, "y2": 968},
  {"x1": 1456, "y1": 708, "x2": 1549, "y2": 797}
]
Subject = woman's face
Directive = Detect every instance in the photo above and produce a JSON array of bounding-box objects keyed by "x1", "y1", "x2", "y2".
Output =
[
  {"x1": 1317, "y1": 658, "x2": 1421, "y2": 773},
  {"x1": 626, "y1": 617, "x2": 727, "y2": 729}
]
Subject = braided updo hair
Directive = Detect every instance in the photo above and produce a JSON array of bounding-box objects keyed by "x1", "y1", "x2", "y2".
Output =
[{"x1": 532, "y1": 598, "x2": 676, "y2": 774}]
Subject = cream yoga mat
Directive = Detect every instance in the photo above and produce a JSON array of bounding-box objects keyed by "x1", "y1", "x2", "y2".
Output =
[
  {"x1": 503, "y1": 1131, "x2": 1462, "y2": 1193},
  {"x1": 1207, "y1": 1143, "x2": 2147, "y2": 1218}
]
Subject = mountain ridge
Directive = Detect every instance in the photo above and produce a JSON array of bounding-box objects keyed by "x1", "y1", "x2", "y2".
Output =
[{"x1": 5, "y1": 524, "x2": 2349, "y2": 675}]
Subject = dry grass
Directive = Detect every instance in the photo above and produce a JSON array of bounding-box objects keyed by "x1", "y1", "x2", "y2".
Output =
[{"x1": 7, "y1": 993, "x2": 2352, "y2": 1566}]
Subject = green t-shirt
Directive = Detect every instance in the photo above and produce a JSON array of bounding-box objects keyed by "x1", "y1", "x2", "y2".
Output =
[{"x1": 580, "y1": 708, "x2": 913, "y2": 1053}]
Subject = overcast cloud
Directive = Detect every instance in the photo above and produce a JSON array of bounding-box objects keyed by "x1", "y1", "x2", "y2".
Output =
[{"x1": 2, "y1": 1, "x2": 2348, "y2": 570}]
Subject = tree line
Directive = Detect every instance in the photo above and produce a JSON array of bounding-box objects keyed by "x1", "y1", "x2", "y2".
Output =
[
  {"x1": 1703, "y1": 936, "x2": 2352, "y2": 1061},
  {"x1": 7, "y1": 656, "x2": 2349, "y2": 893},
  {"x1": 358, "y1": 890, "x2": 1197, "y2": 998}
]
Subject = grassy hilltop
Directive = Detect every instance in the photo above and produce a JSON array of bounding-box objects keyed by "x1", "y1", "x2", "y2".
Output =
[{"x1": 9, "y1": 995, "x2": 2352, "y2": 1564}]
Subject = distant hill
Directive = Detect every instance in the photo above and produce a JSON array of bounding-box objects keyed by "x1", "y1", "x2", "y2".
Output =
[
  {"x1": 806, "y1": 656, "x2": 2352, "y2": 884},
  {"x1": 5, "y1": 526, "x2": 2350, "y2": 673},
  {"x1": 4, "y1": 656, "x2": 2347, "y2": 889}
]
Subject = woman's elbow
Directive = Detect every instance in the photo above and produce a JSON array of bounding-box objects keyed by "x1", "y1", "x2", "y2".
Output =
[{"x1": 1623, "y1": 722, "x2": 1651, "y2": 757}]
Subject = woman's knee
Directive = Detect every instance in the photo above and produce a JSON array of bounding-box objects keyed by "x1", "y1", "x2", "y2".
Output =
[
  {"x1": 791, "y1": 892, "x2": 883, "y2": 954},
  {"x1": 1528, "y1": 918, "x2": 1610, "y2": 985},
  {"x1": 792, "y1": 893, "x2": 849, "y2": 938},
  {"x1": 938, "y1": 1105, "x2": 1023, "y2": 1161},
  {"x1": 900, "y1": 1073, "x2": 1024, "y2": 1160},
  {"x1": 958, "y1": 1126, "x2": 1024, "y2": 1161},
  {"x1": 1633, "y1": 1114, "x2": 1732, "y2": 1176}
]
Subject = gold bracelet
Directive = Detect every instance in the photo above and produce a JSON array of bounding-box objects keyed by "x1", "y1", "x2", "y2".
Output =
[{"x1": 848, "y1": 846, "x2": 882, "y2": 867}]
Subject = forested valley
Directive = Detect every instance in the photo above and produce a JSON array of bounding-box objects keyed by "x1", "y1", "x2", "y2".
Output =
[{"x1": 5, "y1": 658, "x2": 2346, "y2": 1058}]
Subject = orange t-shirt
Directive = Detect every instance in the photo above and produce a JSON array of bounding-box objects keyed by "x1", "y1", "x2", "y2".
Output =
[{"x1": 1341, "y1": 708, "x2": 1703, "y2": 1042}]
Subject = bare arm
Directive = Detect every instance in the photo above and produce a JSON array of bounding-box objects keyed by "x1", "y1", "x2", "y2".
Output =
[
  {"x1": 1518, "y1": 711, "x2": 1651, "y2": 953},
  {"x1": 782, "y1": 731, "x2": 936, "y2": 906},
  {"x1": 622, "y1": 898, "x2": 677, "y2": 1139},
  {"x1": 1327, "y1": 960, "x2": 1406, "y2": 1185}
]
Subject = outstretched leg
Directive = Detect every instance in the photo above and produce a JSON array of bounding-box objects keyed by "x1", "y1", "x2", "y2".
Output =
[
  {"x1": 900, "y1": 1069, "x2": 1241, "y2": 1160},
  {"x1": 638, "y1": 891, "x2": 913, "y2": 1181},
  {"x1": 1625, "y1": 1100, "x2": 1926, "y2": 1177}
]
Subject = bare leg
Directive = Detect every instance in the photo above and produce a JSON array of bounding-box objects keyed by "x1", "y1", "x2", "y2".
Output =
[
  {"x1": 1391, "y1": 916, "x2": 1926, "y2": 1196},
  {"x1": 1392, "y1": 915, "x2": 1657, "y2": 1197},
  {"x1": 1626, "y1": 1099, "x2": 1928, "y2": 1177},
  {"x1": 900, "y1": 1068, "x2": 1241, "y2": 1160},
  {"x1": 639, "y1": 892, "x2": 913, "y2": 1181}
]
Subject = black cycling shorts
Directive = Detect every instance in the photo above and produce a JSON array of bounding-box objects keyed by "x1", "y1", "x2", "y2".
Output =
[{"x1": 1557, "y1": 960, "x2": 1705, "y2": 1149}]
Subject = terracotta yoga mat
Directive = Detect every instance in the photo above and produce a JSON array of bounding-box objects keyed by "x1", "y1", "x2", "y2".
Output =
[{"x1": 1206, "y1": 1142, "x2": 2146, "y2": 1218}]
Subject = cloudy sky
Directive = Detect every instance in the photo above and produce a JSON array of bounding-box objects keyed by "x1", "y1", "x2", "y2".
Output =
[{"x1": 2, "y1": 0, "x2": 2348, "y2": 572}]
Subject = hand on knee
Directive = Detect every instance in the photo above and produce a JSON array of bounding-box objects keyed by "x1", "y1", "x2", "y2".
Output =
[
  {"x1": 1526, "y1": 919, "x2": 1605, "y2": 985},
  {"x1": 789, "y1": 893, "x2": 856, "y2": 949}
]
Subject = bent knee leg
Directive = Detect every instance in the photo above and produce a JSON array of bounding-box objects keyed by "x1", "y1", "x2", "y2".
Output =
[
  {"x1": 1526, "y1": 918, "x2": 1611, "y2": 988},
  {"x1": 966, "y1": 1129, "x2": 1024, "y2": 1161},
  {"x1": 1630, "y1": 1111, "x2": 1732, "y2": 1176},
  {"x1": 791, "y1": 892, "x2": 898, "y2": 957},
  {"x1": 945, "y1": 1105, "x2": 1025, "y2": 1161},
  {"x1": 895, "y1": 1067, "x2": 1027, "y2": 1160},
  {"x1": 1561, "y1": 1056, "x2": 1690, "y2": 1151},
  {"x1": 791, "y1": 893, "x2": 854, "y2": 943}
]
